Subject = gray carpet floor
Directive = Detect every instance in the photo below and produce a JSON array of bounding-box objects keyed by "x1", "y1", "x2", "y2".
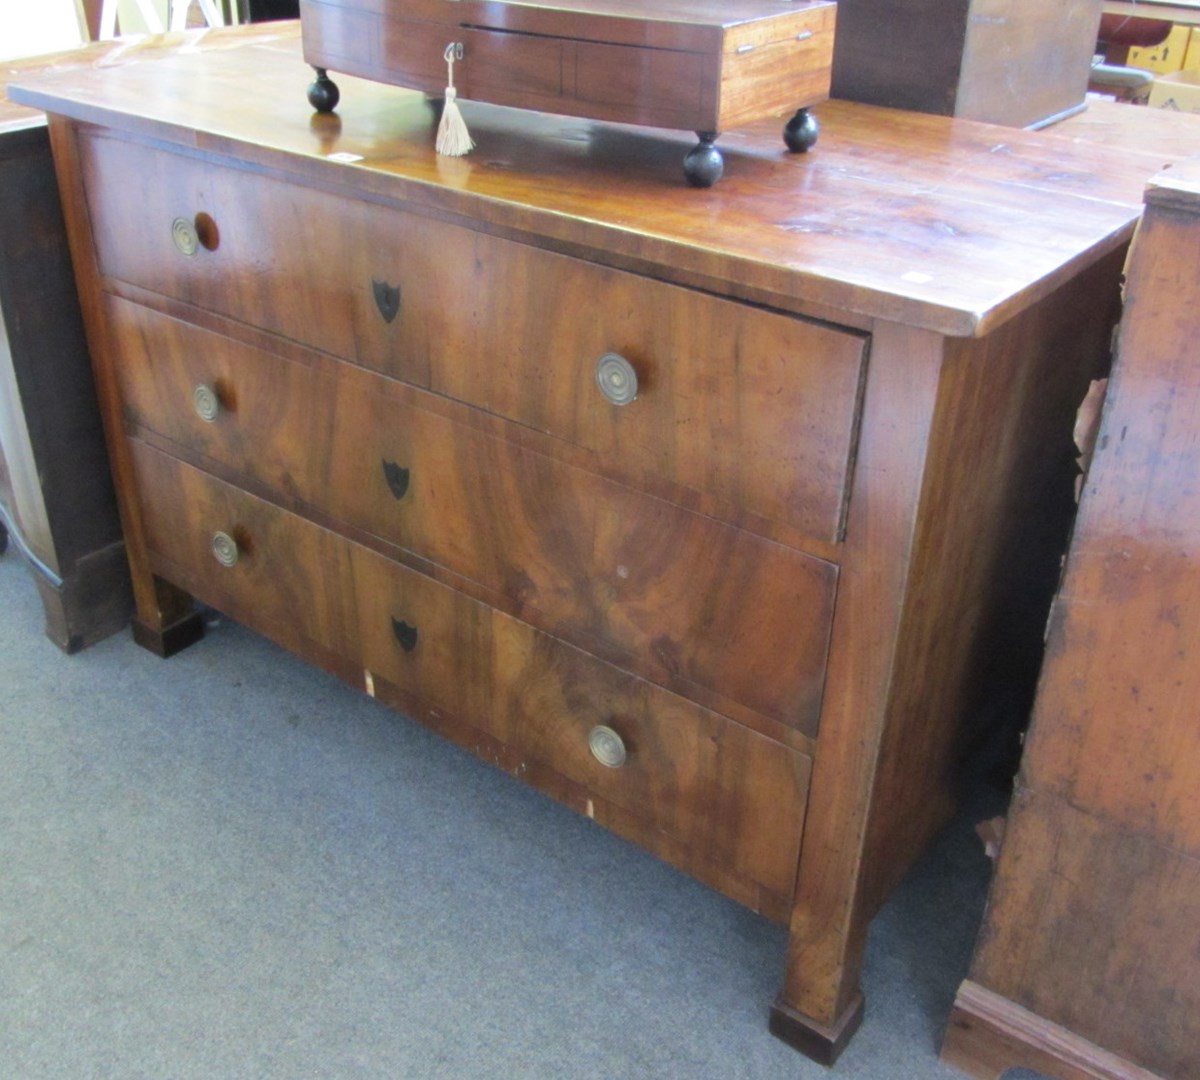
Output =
[{"x1": 0, "y1": 552, "x2": 1019, "y2": 1079}]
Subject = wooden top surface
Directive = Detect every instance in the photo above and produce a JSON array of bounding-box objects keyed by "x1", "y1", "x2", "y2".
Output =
[
  {"x1": 1146, "y1": 154, "x2": 1200, "y2": 207},
  {"x1": 1, "y1": 22, "x2": 295, "y2": 136},
  {"x1": 1053, "y1": 94, "x2": 1200, "y2": 166},
  {"x1": 10, "y1": 21, "x2": 1200, "y2": 337}
]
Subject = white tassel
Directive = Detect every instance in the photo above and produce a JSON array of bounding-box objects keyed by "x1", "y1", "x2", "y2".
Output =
[{"x1": 436, "y1": 44, "x2": 474, "y2": 157}]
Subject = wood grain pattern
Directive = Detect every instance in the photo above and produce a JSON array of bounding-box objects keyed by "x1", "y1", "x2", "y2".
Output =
[
  {"x1": 366, "y1": 665, "x2": 803, "y2": 923},
  {"x1": 7, "y1": 28, "x2": 1154, "y2": 338},
  {"x1": 780, "y1": 249, "x2": 1123, "y2": 1034},
  {"x1": 130, "y1": 438, "x2": 361, "y2": 658},
  {"x1": 326, "y1": 373, "x2": 838, "y2": 735},
  {"x1": 79, "y1": 130, "x2": 432, "y2": 388},
  {"x1": 780, "y1": 320, "x2": 947, "y2": 1029},
  {"x1": 106, "y1": 296, "x2": 838, "y2": 736},
  {"x1": 1051, "y1": 96, "x2": 1200, "y2": 170},
  {"x1": 957, "y1": 795, "x2": 1200, "y2": 1078},
  {"x1": 20, "y1": 25, "x2": 1195, "y2": 1064},
  {"x1": 84, "y1": 128, "x2": 866, "y2": 543},
  {"x1": 105, "y1": 295, "x2": 325, "y2": 503},
  {"x1": 858, "y1": 246, "x2": 1125, "y2": 919},
  {"x1": 719, "y1": 10, "x2": 836, "y2": 129},
  {"x1": 418, "y1": 225, "x2": 867, "y2": 544},
  {"x1": 45, "y1": 117, "x2": 201, "y2": 654},
  {"x1": 131, "y1": 438, "x2": 812, "y2": 910},
  {"x1": 943, "y1": 980, "x2": 1166, "y2": 1080},
  {"x1": 300, "y1": 0, "x2": 834, "y2": 132},
  {"x1": 1019, "y1": 196, "x2": 1200, "y2": 859},
  {"x1": 1, "y1": 21, "x2": 293, "y2": 135},
  {"x1": 354, "y1": 540, "x2": 812, "y2": 904},
  {"x1": 1, "y1": 25, "x2": 298, "y2": 654},
  {"x1": 944, "y1": 155, "x2": 1200, "y2": 1079}
]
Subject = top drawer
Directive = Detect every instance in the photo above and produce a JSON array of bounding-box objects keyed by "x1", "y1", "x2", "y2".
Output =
[
  {"x1": 78, "y1": 131, "x2": 431, "y2": 387},
  {"x1": 81, "y1": 132, "x2": 866, "y2": 543}
]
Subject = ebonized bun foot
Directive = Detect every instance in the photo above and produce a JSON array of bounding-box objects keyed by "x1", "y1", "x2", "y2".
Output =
[
  {"x1": 769, "y1": 991, "x2": 865, "y2": 1066},
  {"x1": 307, "y1": 67, "x2": 340, "y2": 113},
  {"x1": 683, "y1": 131, "x2": 724, "y2": 187},
  {"x1": 784, "y1": 107, "x2": 820, "y2": 153},
  {"x1": 131, "y1": 609, "x2": 206, "y2": 658}
]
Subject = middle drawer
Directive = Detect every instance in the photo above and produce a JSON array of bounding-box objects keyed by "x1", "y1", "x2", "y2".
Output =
[{"x1": 109, "y1": 298, "x2": 837, "y2": 735}]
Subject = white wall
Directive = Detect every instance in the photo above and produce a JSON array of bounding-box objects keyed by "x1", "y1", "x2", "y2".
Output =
[
  {"x1": 108, "y1": 0, "x2": 172, "y2": 35},
  {"x1": 0, "y1": 0, "x2": 84, "y2": 60},
  {"x1": 0, "y1": 0, "x2": 175, "y2": 61}
]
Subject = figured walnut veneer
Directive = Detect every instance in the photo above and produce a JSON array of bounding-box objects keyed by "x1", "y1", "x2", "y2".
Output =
[{"x1": 8, "y1": 22, "x2": 1166, "y2": 1061}]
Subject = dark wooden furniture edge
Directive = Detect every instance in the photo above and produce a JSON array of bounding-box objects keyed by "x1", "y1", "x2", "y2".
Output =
[
  {"x1": 32, "y1": 540, "x2": 131, "y2": 653},
  {"x1": 941, "y1": 980, "x2": 1166, "y2": 1080},
  {"x1": 130, "y1": 607, "x2": 206, "y2": 658},
  {"x1": 0, "y1": 114, "x2": 132, "y2": 653},
  {"x1": 0, "y1": 502, "x2": 129, "y2": 652},
  {"x1": 769, "y1": 989, "x2": 865, "y2": 1065}
]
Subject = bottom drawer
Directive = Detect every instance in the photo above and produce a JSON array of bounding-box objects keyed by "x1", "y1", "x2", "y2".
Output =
[
  {"x1": 353, "y1": 545, "x2": 811, "y2": 902},
  {"x1": 129, "y1": 441, "x2": 811, "y2": 906}
]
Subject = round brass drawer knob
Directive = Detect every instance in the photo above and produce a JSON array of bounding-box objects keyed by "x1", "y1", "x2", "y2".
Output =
[
  {"x1": 193, "y1": 384, "x2": 220, "y2": 423},
  {"x1": 211, "y1": 531, "x2": 239, "y2": 568},
  {"x1": 588, "y1": 724, "x2": 627, "y2": 768},
  {"x1": 595, "y1": 353, "x2": 638, "y2": 406},
  {"x1": 172, "y1": 216, "x2": 199, "y2": 257}
]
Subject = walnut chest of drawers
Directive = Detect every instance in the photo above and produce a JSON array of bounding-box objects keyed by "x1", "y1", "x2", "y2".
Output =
[{"x1": 11, "y1": 22, "x2": 1158, "y2": 1063}]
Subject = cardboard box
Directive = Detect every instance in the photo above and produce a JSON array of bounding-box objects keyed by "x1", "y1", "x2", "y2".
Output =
[
  {"x1": 1129, "y1": 25, "x2": 1192, "y2": 74},
  {"x1": 1149, "y1": 69, "x2": 1200, "y2": 112}
]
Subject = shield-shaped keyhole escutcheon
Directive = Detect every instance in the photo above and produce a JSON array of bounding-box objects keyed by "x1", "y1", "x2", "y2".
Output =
[
  {"x1": 391, "y1": 617, "x2": 419, "y2": 653},
  {"x1": 382, "y1": 459, "x2": 410, "y2": 501},
  {"x1": 373, "y1": 279, "x2": 401, "y2": 323}
]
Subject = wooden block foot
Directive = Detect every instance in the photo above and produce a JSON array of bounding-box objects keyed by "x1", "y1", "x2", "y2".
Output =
[
  {"x1": 32, "y1": 543, "x2": 133, "y2": 654},
  {"x1": 131, "y1": 609, "x2": 205, "y2": 658},
  {"x1": 769, "y1": 990, "x2": 864, "y2": 1066}
]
